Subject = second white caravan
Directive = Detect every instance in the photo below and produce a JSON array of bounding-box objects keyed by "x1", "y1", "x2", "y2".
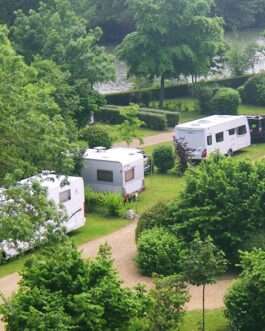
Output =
[{"x1": 175, "y1": 115, "x2": 251, "y2": 160}]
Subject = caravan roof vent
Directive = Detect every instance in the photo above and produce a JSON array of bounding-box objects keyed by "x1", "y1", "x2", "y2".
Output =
[{"x1": 94, "y1": 146, "x2": 107, "y2": 152}]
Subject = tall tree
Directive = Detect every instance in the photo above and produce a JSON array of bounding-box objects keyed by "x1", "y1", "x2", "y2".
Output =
[
  {"x1": 0, "y1": 25, "x2": 79, "y2": 184},
  {"x1": 11, "y1": 0, "x2": 115, "y2": 124},
  {"x1": 183, "y1": 233, "x2": 227, "y2": 331},
  {"x1": 117, "y1": 0, "x2": 223, "y2": 107}
]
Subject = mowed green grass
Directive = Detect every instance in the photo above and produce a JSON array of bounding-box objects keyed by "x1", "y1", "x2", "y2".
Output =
[
  {"x1": 180, "y1": 309, "x2": 230, "y2": 331},
  {"x1": 0, "y1": 214, "x2": 129, "y2": 278}
]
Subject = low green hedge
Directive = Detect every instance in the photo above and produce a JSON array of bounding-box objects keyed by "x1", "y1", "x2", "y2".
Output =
[
  {"x1": 95, "y1": 106, "x2": 125, "y2": 124},
  {"x1": 141, "y1": 108, "x2": 179, "y2": 127},
  {"x1": 105, "y1": 75, "x2": 252, "y2": 105},
  {"x1": 139, "y1": 112, "x2": 167, "y2": 130}
]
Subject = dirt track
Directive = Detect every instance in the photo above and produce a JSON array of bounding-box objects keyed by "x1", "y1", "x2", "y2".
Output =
[{"x1": 0, "y1": 221, "x2": 234, "y2": 331}]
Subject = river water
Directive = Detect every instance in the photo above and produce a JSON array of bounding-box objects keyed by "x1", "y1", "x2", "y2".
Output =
[{"x1": 95, "y1": 29, "x2": 265, "y2": 95}]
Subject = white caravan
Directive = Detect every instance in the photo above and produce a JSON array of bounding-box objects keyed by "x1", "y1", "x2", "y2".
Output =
[
  {"x1": 81, "y1": 147, "x2": 145, "y2": 199},
  {"x1": 0, "y1": 172, "x2": 85, "y2": 259},
  {"x1": 175, "y1": 115, "x2": 251, "y2": 160}
]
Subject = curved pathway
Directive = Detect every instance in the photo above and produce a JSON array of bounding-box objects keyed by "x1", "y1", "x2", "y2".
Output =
[{"x1": 0, "y1": 221, "x2": 234, "y2": 330}]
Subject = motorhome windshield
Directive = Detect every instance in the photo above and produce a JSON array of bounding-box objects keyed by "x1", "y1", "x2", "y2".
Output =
[{"x1": 176, "y1": 129, "x2": 204, "y2": 149}]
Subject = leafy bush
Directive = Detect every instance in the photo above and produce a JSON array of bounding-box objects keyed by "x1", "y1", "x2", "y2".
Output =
[
  {"x1": 95, "y1": 106, "x2": 125, "y2": 124},
  {"x1": 101, "y1": 193, "x2": 125, "y2": 217},
  {"x1": 80, "y1": 124, "x2": 112, "y2": 149},
  {"x1": 85, "y1": 187, "x2": 124, "y2": 217},
  {"x1": 195, "y1": 85, "x2": 215, "y2": 114},
  {"x1": 240, "y1": 73, "x2": 265, "y2": 106},
  {"x1": 136, "y1": 202, "x2": 171, "y2": 240},
  {"x1": 139, "y1": 112, "x2": 167, "y2": 130},
  {"x1": 167, "y1": 155, "x2": 265, "y2": 265},
  {"x1": 225, "y1": 250, "x2": 265, "y2": 331},
  {"x1": 141, "y1": 108, "x2": 179, "y2": 127},
  {"x1": 136, "y1": 228, "x2": 184, "y2": 276},
  {"x1": 152, "y1": 145, "x2": 175, "y2": 173},
  {"x1": 209, "y1": 87, "x2": 240, "y2": 115}
]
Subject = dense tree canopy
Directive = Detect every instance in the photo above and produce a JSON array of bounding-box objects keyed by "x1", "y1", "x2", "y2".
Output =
[
  {"x1": 1, "y1": 242, "x2": 149, "y2": 330},
  {"x1": 0, "y1": 26, "x2": 79, "y2": 184},
  {"x1": 225, "y1": 250, "x2": 265, "y2": 331},
  {"x1": 118, "y1": 0, "x2": 224, "y2": 106}
]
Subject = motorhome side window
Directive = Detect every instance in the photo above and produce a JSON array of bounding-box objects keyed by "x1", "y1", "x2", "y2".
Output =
[
  {"x1": 97, "y1": 170, "x2": 113, "y2": 182},
  {"x1": 237, "y1": 125, "x2": 247, "y2": 135},
  {"x1": 207, "y1": 135, "x2": 212, "y2": 146},
  {"x1": 229, "y1": 128, "x2": 235, "y2": 135},
  {"x1": 59, "y1": 189, "x2": 71, "y2": 203},
  {"x1": 215, "y1": 132, "x2": 224, "y2": 143},
  {"x1": 125, "y1": 168, "x2": 135, "y2": 182}
]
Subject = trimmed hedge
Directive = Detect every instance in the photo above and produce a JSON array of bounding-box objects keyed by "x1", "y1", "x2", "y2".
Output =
[
  {"x1": 240, "y1": 73, "x2": 265, "y2": 106},
  {"x1": 95, "y1": 106, "x2": 125, "y2": 124},
  {"x1": 139, "y1": 112, "x2": 167, "y2": 130},
  {"x1": 141, "y1": 108, "x2": 179, "y2": 127},
  {"x1": 210, "y1": 87, "x2": 240, "y2": 115},
  {"x1": 106, "y1": 75, "x2": 252, "y2": 105}
]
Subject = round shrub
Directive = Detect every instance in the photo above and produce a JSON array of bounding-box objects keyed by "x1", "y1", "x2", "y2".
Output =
[
  {"x1": 225, "y1": 250, "x2": 265, "y2": 331},
  {"x1": 135, "y1": 202, "x2": 170, "y2": 241},
  {"x1": 209, "y1": 87, "x2": 240, "y2": 115},
  {"x1": 240, "y1": 73, "x2": 265, "y2": 106},
  {"x1": 195, "y1": 85, "x2": 215, "y2": 114},
  {"x1": 80, "y1": 124, "x2": 112, "y2": 148},
  {"x1": 152, "y1": 145, "x2": 175, "y2": 173},
  {"x1": 136, "y1": 228, "x2": 183, "y2": 276}
]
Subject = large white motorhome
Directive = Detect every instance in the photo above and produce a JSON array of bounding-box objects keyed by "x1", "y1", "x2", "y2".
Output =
[
  {"x1": 175, "y1": 115, "x2": 251, "y2": 160},
  {"x1": 81, "y1": 147, "x2": 145, "y2": 199},
  {"x1": 0, "y1": 172, "x2": 85, "y2": 259}
]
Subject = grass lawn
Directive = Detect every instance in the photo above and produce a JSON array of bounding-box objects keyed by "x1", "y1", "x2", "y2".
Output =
[
  {"x1": 0, "y1": 213, "x2": 129, "y2": 278},
  {"x1": 131, "y1": 173, "x2": 185, "y2": 213},
  {"x1": 180, "y1": 309, "x2": 230, "y2": 331}
]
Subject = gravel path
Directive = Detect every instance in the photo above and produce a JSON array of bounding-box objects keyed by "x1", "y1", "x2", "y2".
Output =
[
  {"x1": 0, "y1": 221, "x2": 234, "y2": 330},
  {"x1": 114, "y1": 130, "x2": 174, "y2": 148}
]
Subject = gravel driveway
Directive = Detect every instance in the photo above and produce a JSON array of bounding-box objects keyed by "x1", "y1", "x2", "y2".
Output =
[{"x1": 0, "y1": 221, "x2": 234, "y2": 330}]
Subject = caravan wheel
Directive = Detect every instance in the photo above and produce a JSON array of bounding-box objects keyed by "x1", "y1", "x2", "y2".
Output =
[{"x1": 227, "y1": 149, "x2": 233, "y2": 157}]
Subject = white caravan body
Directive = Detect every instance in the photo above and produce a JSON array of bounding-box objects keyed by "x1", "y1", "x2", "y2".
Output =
[
  {"x1": 0, "y1": 173, "x2": 85, "y2": 259},
  {"x1": 81, "y1": 147, "x2": 144, "y2": 198},
  {"x1": 175, "y1": 115, "x2": 251, "y2": 160}
]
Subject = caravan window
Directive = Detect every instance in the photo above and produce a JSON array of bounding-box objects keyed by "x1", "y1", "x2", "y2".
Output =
[
  {"x1": 97, "y1": 170, "x2": 113, "y2": 182},
  {"x1": 125, "y1": 168, "x2": 135, "y2": 182},
  {"x1": 207, "y1": 135, "x2": 212, "y2": 146},
  {"x1": 229, "y1": 128, "x2": 235, "y2": 135},
  {"x1": 237, "y1": 125, "x2": 247, "y2": 135},
  {"x1": 59, "y1": 189, "x2": 71, "y2": 203},
  {"x1": 216, "y1": 132, "x2": 224, "y2": 143}
]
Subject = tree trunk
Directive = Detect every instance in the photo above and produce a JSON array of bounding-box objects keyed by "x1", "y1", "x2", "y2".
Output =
[
  {"x1": 159, "y1": 74, "x2": 165, "y2": 108},
  {"x1": 202, "y1": 284, "x2": 206, "y2": 331}
]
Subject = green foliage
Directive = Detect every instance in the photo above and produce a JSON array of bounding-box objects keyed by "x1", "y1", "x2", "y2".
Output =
[
  {"x1": 118, "y1": 104, "x2": 144, "y2": 146},
  {"x1": 210, "y1": 87, "x2": 241, "y2": 115},
  {"x1": 136, "y1": 228, "x2": 184, "y2": 276},
  {"x1": 135, "y1": 202, "x2": 170, "y2": 240},
  {"x1": 80, "y1": 124, "x2": 112, "y2": 149},
  {"x1": 183, "y1": 233, "x2": 227, "y2": 287},
  {"x1": 153, "y1": 145, "x2": 175, "y2": 173},
  {"x1": 138, "y1": 112, "x2": 167, "y2": 131},
  {"x1": 11, "y1": 0, "x2": 114, "y2": 124},
  {"x1": 225, "y1": 250, "x2": 265, "y2": 331},
  {"x1": 167, "y1": 155, "x2": 265, "y2": 265},
  {"x1": 148, "y1": 275, "x2": 189, "y2": 331},
  {"x1": 240, "y1": 73, "x2": 265, "y2": 106},
  {"x1": 85, "y1": 187, "x2": 124, "y2": 217},
  {"x1": 117, "y1": 0, "x2": 224, "y2": 106},
  {"x1": 195, "y1": 85, "x2": 216, "y2": 114},
  {"x1": 141, "y1": 108, "x2": 180, "y2": 127},
  {"x1": 0, "y1": 26, "x2": 79, "y2": 184},
  {"x1": 0, "y1": 182, "x2": 65, "y2": 262},
  {"x1": 182, "y1": 233, "x2": 227, "y2": 331},
  {"x1": 0, "y1": 241, "x2": 146, "y2": 330}
]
